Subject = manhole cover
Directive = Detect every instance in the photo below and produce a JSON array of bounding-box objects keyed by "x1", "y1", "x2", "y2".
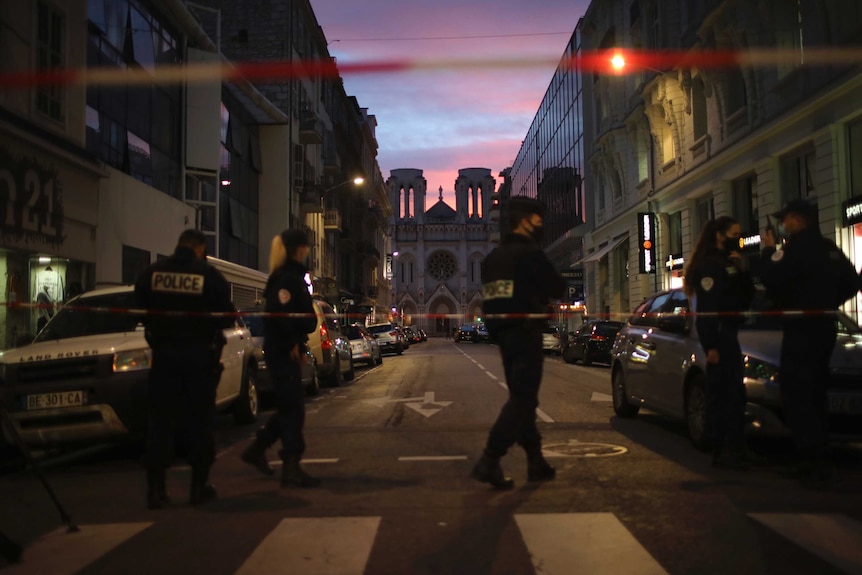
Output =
[{"x1": 543, "y1": 441, "x2": 628, "y2": 458}]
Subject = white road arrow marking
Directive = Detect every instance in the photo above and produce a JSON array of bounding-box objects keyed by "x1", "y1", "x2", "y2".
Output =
[{"x1": 365, "y1": 391, "x2": 452, "y2": 418}]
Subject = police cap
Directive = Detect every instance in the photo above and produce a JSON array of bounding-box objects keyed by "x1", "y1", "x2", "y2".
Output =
[
  {"x1": 772, "y1": 199, "x2": 818, "y2": 223},
  {"x1": 280, "y1": 229, "x2": 311, "y2": 250}
]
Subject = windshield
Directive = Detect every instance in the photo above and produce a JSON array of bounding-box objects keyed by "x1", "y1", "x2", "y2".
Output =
[
  {"x1": 595, "y1": 322, "x2": 624, "y2": 337},
  {"x1": 368, "y1": 324, "x2": 393, "y2": 334},
  {"x1": 346, "y1": 326, "x2": 364, "y2": 339},
  {"x1": 34, "y1": 292, "x2": 141, "y2": 342}
]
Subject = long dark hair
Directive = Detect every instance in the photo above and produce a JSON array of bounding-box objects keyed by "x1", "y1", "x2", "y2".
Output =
[{"x1": 683, "y1": 216, "x2": 738, "y2": 296}]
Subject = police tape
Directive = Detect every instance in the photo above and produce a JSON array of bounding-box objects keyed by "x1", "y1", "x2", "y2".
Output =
[{"x1": 3, "y1": 301, "x2": 850, "y2": 321}]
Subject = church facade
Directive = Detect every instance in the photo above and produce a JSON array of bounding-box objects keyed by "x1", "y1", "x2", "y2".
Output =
[{"x1": 387, "y1": 168, "x2": 499, "y2": 336}]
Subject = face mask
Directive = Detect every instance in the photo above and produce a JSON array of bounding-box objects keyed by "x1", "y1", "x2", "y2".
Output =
[
  {"x1": 723, "y1": 236, "x2": 740, "y2": 253},
  {"x1": 528, "y1": 222, "x2": 544, "y2": 243}
]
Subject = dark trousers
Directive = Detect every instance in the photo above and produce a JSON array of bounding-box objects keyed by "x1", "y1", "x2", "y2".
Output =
[
  {"x1": 485, "y1": 328, "x2": 544, "y2": 458},
  {"x1": 145, "y1": 344, "x2": 220, "y2": 470},
  {"x1": 780, "y1": 322, "x2": 836, "y2": 459},
  {"x1": 704, "y1": 335, "x2": 746, "y2": 447},
  {"x1": 256, "y1": 352, "x2": 306, "y2": 460}
]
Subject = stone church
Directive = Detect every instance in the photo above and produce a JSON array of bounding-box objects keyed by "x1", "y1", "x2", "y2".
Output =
[{"x1": 387, "y1": 168, "x2": 499, "y2": 336}]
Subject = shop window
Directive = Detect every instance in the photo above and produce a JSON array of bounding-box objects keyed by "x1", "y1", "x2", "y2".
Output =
[{"x1": 733, "y1": 175, "x2": 758, "y2": 235}]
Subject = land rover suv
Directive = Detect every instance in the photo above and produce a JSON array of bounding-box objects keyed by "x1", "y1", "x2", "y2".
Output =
[{"x1": 0, "y1": 286, "x2": 259, "y2": 449}]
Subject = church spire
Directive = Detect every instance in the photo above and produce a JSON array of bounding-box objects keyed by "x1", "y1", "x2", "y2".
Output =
[{"x1": 439, "y1": 186, "x2": 443, "y2": 202}]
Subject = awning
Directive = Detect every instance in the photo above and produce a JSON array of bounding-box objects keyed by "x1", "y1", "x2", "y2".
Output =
[{"x1": 570, "y1": 236, "x2": 626, "y2": 267}]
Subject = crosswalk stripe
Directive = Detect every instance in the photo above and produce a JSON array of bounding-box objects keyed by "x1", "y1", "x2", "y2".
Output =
[
  {"x1": 3, "y1": 523, "x2": 152, "y2": 575},
  {"x1": 234, "y1": 517, "x2": 381, "y2": 575},
  {"x1": 749, "y1": 513, "x2": 862, "y2": 574},
  {"x1": 514, "y1": 513, "x2": 668, "y2": 575}
]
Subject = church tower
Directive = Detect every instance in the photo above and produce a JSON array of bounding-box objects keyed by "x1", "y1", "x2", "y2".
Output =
[
  {"x1": 454, "y1": 168, "x2": 496, "y2": 222},
  {"x1": 386, "y1": 168, "x2": 427, "y2": 223}
]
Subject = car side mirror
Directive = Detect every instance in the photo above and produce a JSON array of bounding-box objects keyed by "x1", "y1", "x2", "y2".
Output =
[{"x1": 657, "y1": 315, "x2": 688, "y2": 333}]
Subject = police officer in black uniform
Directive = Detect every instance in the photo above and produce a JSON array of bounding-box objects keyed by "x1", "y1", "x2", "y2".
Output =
[
  {"x1": 683, "y1": 216, "x2": 755, "y2": 469},
  {"x1": 240, "y1": 229, "x2": 320, "y2": 487},
  {"x1": 761, "y1": 200, "x2": 859, "y2": 488},
  {"x1": 134, "y1": 229, "x2": 234, "y2": 509},
  {"x1": 472, "y1": 197, "x2": 566, "y2": 489}
]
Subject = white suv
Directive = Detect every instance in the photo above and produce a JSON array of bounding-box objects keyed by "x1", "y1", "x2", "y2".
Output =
[
  {"x1": 367, "y1": 323, "x2": 404, "y2": 355},
  {"x1": 0, "y1": 286, "x2": 259, "y2": 449}
]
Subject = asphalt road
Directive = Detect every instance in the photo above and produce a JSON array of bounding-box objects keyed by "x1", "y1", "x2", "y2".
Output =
[{"x1": 1, "y1": 338, "x2": 861, "y2": 574}]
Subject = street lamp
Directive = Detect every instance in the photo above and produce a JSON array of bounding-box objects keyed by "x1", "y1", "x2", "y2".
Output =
[{"x1": 323, "y1": 177, "x2": 364, "y2": 194}]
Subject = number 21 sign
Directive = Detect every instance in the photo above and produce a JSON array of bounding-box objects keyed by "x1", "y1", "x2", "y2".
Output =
[{"x1": 0, "y1": 145, "x2": 64, "y2": 245}]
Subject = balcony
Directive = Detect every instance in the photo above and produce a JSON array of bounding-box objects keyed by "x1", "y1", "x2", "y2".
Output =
[
  {"x1": 324, "y1": 209, "x2": 342, "y2": 231},
  {"x1": 299, "y1": 112, "x2": 323, "y2": 145},
  {"x1": 298, "y1": 187, "x2": 322, "y2": 214}
]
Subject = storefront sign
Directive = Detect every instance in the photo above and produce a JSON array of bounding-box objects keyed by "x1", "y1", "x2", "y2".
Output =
[
  {"x1": 843, "y1": 196, "x2": 862, "y2": 227},
  {"x1": 739, "y1": 233, "x2": 762, "y2": 251},
  {"x1": 385, "y1": 254, "x2": 393, "y2": 280},
  {"x1": 560, "y1": 269, "x2": 584, "y2": 280},
  {"x1": 0, "y1": 146, "x2": 64, "y2": 245},
  {"x1": 638, "y1": 212, "x2": 657, "y2": 274},
  {"x1": 665, "y1": 254, "x2": 685, "y2": 270}
]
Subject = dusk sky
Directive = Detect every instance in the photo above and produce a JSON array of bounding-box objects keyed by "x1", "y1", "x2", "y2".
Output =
[{"x1": 308, "y1": 0, "x2": 591, "y2": 209}]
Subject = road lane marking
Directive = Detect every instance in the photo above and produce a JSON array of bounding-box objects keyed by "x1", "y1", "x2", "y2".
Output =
[
  {"x1": 235, "y1": 517, "x2": 380, "y2": 575},
  {"x1": 456, "y1": 346, "x2": 555, "y2": 423},
  {"x1": 3, "y1": 523, "x2": 152, "y2": 575},
  {"x1": 748, "y1": 513, "x2": 862, "y2": 574},
  {"x1": 591, "y1": 391, "x2": 613, "y2": 402},
  {"x1": 266, "y1": 458, "x2": 339, "y2": 466},
  {"x1": 397, "y1": 455, "x2": 468, "y2": 461},
  {"x1": 515, "y1": 513, "x2": 668, "y2": 575}
]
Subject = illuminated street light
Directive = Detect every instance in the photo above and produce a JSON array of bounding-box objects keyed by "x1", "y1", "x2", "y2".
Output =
[{"x1": 323, "y1": 177, "x2": 365, "y2": 194}]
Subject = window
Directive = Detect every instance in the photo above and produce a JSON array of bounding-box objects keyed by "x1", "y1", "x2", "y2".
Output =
[
  {"x1": 775, "y1": 0, "x2": 804, "y2": 80},
  {"x1": 631, "y1": 292, "x2": 670, "y2": 326},
  {"x1": 725, "y1": 68, "x2": 746, "y2": 116},
  {"x1": 780, "y1": 149, "x2": 816, "y2": 203},
  {"x1": 36, "y1": 1, "x2": 65, "y2": 121},
  {"x1": 732, "y1": 175, "x2": 758, "y2": 235},
  {"x1": 695, "y1": 196, "x2": 714, "y2": 232},
  {"x1": 668, "y1": 211, "x2": 683, "y2": 255},
  {"x1": 849, "y1": 121, "x2": 862, "y2": 198}
]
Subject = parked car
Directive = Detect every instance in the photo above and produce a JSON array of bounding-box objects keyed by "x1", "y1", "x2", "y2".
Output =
[
  {"x1": 456, "y1": 324, "x2": 478, "y2": 343},
  {"x1": 367, "y1": 323, "x2": 404, "y2": 355},
  {"x1": 346, "y1": 324, "x2": 383, "y2": 367},
  {"x1": 610, "y1": 288, "x2": 862, "y2": 450},
  {"x1": 308, "y1": 298, "x2": 354, "y2": 387},
  {"x1": 395, "y1": 326, "x2": 410, "y2": 349},
  {"x1": 417, "y1": 329, "x2": 428, "y2": 342},
  {"x1": 241, "y1": 310, "x2": 319, "y2": 397},
  {"x1": 0, "y1": 286, "x2": 259, "y2": 449},
  {"x1": 474, "y1": 323, "x2": 491, "y2": 343},
  {"x1": 541, "y1": 324, "x2": 562, "y2": 354},
  {"x1": 403, "y1": 327, "x2": 421, "y2": 344},
  {"x1": 562, "y1": 320, "x2": 625, "y2": 366}
]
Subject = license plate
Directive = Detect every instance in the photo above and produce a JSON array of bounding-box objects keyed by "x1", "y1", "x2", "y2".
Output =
[
  {"x1": 25, "y1": 391, "x2": 87, "y2": 411},
  {"x1": 828, "y1": 393, "x2": 862, "y2": 415}
]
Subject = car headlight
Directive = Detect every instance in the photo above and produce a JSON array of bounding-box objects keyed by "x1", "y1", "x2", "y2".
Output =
[
  {"x1": 743, "y1": 355, "x2": 778, "y2": 382},
  {"x1": 113, "y1": 349, "x2": 153, "y2": 372}
]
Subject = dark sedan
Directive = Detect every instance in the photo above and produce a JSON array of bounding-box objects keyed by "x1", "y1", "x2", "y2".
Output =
[
  {"x1": 562, "y1": 320, "x2": 625, "y2": 366},
  {"x1": 456, "y1": 324, "x2": 478, "y2": 343}
]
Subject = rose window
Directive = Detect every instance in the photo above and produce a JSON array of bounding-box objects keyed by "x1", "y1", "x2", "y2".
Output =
[{"x1": 427, "y1": 251, "x2": 457, "y2": 281}]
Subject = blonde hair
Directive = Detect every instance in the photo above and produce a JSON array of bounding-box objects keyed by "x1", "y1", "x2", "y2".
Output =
[{"x1": 269, "y1": 235, "x2": 287, "y2": 273}]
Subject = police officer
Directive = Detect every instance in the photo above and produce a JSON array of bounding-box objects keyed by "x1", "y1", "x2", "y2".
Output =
[
  {"x1": 761, "y1": 200, "x2": 859, "y2": 488},
  {"x1": 472, "y1": 197, "x2": 566, "y2": 489},
  {"x1": 240, "y1": 229, "x2": 320, "y2": 487},
  {"x1": 134, "y1": 229, "x2": 234, "y2": 508},
  {"x1": 683, "y1": 216, "x2": 755, "y2": 469}
]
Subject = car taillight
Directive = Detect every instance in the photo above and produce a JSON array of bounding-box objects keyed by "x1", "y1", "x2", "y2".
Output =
[
  {"x1": 389, "y1": 331, "x2": 398, "y2": 336},
  {"x1": 553, "y1": 333, "x2": 560, "y2": 339},
  {"x1": 590, "y1": 334, "x2": 607, "y2": 341},
  {"x1": 320, "y1": 325, "x2": 332, "y2": 351}
]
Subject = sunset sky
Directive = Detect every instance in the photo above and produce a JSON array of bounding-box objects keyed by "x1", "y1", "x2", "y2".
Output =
[{"x1": 308, "y1": 0, "x2": 591, "y2": 209}]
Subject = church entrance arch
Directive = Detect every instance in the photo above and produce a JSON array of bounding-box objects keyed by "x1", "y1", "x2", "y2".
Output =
[{"x1": 429, "y1": 297, "x2": 456, "y2": 337}]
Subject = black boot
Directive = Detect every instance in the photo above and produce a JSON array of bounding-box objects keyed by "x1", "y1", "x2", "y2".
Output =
[
  {"x1": 526, "y1": 449, "x2": 556, "y2": 482},
  {"x1": 471, "y1": 453, "x2": 514, "y2": 490},
  {"x1": 281, "y1": 457, "x2": 321, "y2": 488},
  {"x1": 146, "y1": 468, "x2": 170, "y2": 510},
  {"x1": 189, "y1": 466, "x2": 217, "y2": 505},
  {"x1": 241, "y1": 439, "x2": 274, "y2": 476}
]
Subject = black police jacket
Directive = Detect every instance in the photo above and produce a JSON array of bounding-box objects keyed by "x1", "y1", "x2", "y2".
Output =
[
  {"x1": 481, "y1": 232, "x2": 566, "y2": 334},
  {"x1": 134, "y1": 247, "x2": 234, "y2": 346},
  {"x1": 263, "y1": 260, "x2": 317, "y2": 354},
  {"x1": 690, "y1": 252, "x2": 754, "y2": 352},
  {"x1": 760, "y1": 227, "x2": 858, "y2": 313}
]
